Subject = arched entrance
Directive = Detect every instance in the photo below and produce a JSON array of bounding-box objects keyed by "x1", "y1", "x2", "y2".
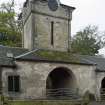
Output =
[
  {"x1": 101, "y1": 77, "x2": 105, "y2": 89},
  {"x1": 46, "y1": 67, "x2": 77, "y2": 99},
  {"x1": 100, "y1": 77, "x2": 105, "y2": 100}
]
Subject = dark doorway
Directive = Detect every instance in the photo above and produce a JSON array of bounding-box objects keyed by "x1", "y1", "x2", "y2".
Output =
[
  {"x1": 100, "y1": 77, "x2": 105, "y2": 100},
  {"x1": 101, "y1": 77, "x2": 105, "y2": 89},
  {"x1": 46, "y1": 67, "x2": 77, "y2": 98}
]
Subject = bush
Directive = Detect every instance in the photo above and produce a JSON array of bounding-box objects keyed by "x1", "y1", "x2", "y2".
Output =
[{"x1": 83, "y1": 90, "x2": 95, "y2": 102}]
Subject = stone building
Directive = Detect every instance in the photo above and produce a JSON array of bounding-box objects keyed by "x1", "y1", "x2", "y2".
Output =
[{"x1": 0, "y1": 0, "x2": 105, "y2": 100}]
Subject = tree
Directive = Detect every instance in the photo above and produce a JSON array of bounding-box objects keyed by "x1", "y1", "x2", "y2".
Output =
[
  {"x1": 71, "y1": 25, "x2": 105, "y2": 55},
  {"x1": 0, "y1": 0, "x2": 22, "y2": 47}
]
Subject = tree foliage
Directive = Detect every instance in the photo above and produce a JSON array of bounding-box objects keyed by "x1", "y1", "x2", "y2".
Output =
[
  {"x1": 71, "y1": 25, "x2": 105, "y2": 55},
  {"x1": 0, "y1": 0, "x2": 21, "y2": 47}
]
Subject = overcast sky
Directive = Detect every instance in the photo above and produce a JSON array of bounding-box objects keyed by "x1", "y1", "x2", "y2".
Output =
[
  {"x1": 0, "y1": 0, "x2": 105, "y2": 55},
  {"x1": 1, "y1": 0, "x2": 105, "y2": 35}
]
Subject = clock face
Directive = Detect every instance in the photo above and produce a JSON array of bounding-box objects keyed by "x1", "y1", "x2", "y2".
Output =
[{"x1": 48, "y1": 0, "x2": 59, "y2": 11}]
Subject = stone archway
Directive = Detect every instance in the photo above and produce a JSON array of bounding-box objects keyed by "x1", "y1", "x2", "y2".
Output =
[
  {"x1": 46, "y1": 67, "x2": 77, "y2": 98},
  {"x1": 100, "y1": 77, "x2": 105, "y2": 100},
  {"x1": 101, "y1": 77, "x2": 105, "y2": 89}
]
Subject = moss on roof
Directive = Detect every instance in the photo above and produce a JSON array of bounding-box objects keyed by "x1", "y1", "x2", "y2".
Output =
[
  {"x1": 16, "y1": 49, "x2": 94, "y2": 65},
  {"x1": 34, "y1": 50, "x2": 81, "y2": 63}
]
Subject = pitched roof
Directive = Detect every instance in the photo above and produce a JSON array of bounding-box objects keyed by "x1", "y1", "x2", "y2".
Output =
[
  {"x1": 0, "y1": 57, "x2": 15, "y2": 67},
  {"x1": 15, "y1": 49, "x2": 95, "y2": 65},
  {"x1": 0, "y1": 45, "x2": 28, "y2": 58},
  {"x1": 79, "y1": 55, "x2": 105, "y2": 72},
  {"x1": 15, "y1": 49, "x2": 105, "y2": 72},
  {"x1": 0, "y1": 46, "x2": 105, "y2": 72},
  {"x1": 0, "y1": 45, "x2": 28, "y2": 67}
]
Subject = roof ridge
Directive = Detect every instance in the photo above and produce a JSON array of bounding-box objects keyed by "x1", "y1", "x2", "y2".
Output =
[
  {"x1": 15, "y1": 49, "x2": 39, "y2": 59},
  {"x1": 81, "y1": 58, "x2": 97, "y2": 65}
]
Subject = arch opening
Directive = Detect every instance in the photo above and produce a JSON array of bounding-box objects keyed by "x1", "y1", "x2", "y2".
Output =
[
  {"x1": 101, "y1": 77, "x2": 105, "y2": 89},
  {"x1": 100, "y1": 77, "x2": 105, "y2": 100},
  {"x1": 46, "y1": 67, "x2": 77, "y2": 98}
]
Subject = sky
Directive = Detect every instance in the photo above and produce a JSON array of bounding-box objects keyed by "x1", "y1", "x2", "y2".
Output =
[
  {"x1": 1, "y1": 0, "x2": 105, "y2": 35},
  {"x1": 0, "y1": 0, "x2": 105, "y2": 55}
]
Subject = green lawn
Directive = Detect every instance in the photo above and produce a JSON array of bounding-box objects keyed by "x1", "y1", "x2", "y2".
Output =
[
  {"x1": 8, "y1": 100, "x2": 82, "y2": 105},
  {"x1": 9, "y1": 101, "x2": 36, "y2": 105}
]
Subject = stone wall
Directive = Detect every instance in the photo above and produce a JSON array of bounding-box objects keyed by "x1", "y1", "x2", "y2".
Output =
[
  {"x1": 23, "y1": 14, "x2": 34, "y2": 50},
  {"x1": 95, "y1": 72, "x2": 105, "y2": 100},
  {"x1": 2, "y1": 61, "x2": 96, "y2": 99},
  {"x1": 34, "y1": 14, "x2": 69, "y2": 51},
  {"x1": 23, "y1": 0, "x2": 73, "y2": 51}
]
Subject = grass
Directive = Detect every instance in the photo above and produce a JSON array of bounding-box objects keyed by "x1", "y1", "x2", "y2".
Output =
[
  {"x1": 7, "y1": 100, "x2": 82, "y2": 105},
  {"x1": 34, "y1": 50, "x2": 81, "y2": 64},
  {"x1": 9, "y1": 101, "x2": 36, "y2": 105},
  {"x1": 0, "y1": 95, "x2": 84, "y2": 105}
]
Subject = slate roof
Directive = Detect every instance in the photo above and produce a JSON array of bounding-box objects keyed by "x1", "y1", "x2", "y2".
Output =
[
  {"x1": 0, "y1": 45, "x2": 105, "y2": 72},
  {"x1": 79, "y1": 55, "x2": 105, "y2": 72},
  {"x1": 0, "y1": 45, "x2": 28, "y2": 67},
  {"x1": 15, "y1": 49, "x2": 95, "y2": 65},
  {"x1": 0, "y1": 57, "x2": 15, "y2": 67},
  {"x1": 0, "y1": 45, "x2": 28, "y2": 58},
  {"x1": 15, "y1": 49, "x2": 105, "y2": 72}
]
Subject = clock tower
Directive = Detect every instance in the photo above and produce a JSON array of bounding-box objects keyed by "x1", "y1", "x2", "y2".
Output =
[
  {"x1": 48, "y1": 0, "x2": 60, "y2": 11},
  {"x1": 22, "y1": 0, "x2": 75, "y2": 51}
]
